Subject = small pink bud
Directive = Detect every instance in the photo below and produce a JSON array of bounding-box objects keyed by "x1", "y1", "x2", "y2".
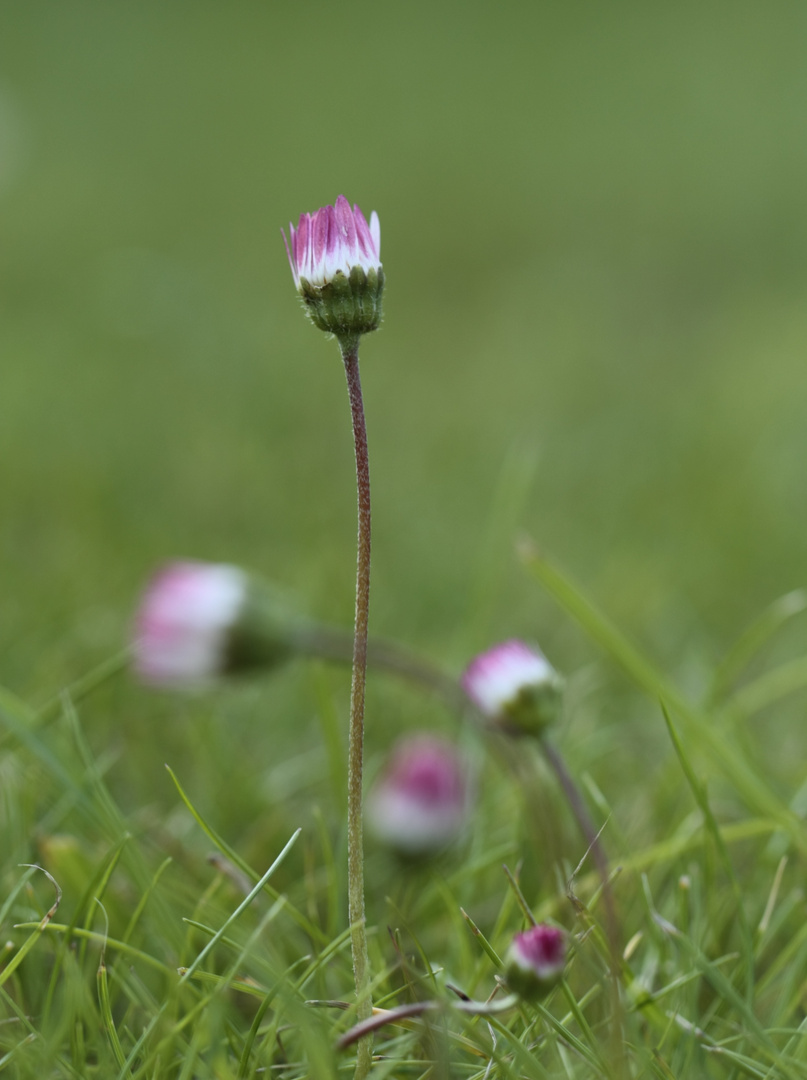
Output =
[
  {"x1": 505, "y1": 924, "x2": 567, "y2": 999},
  {"x1": 367, "y1": 735, "x2": 471, "y2": 857},
  {"x1": 462, "y1": 640, "x2": 563, "y2": 735},
  {"x1": 282, "y1": 195, "x2": 384, "y2": 344},
  {"x1": 133, "y1": 561, "x2": 291, "y2": 688}
]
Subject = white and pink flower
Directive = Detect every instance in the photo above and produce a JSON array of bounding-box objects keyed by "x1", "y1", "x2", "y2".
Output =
[
  {"x1": 367, "y1": 735, "x2": 471, "y2": 856},
  {"x1": 133, "y1": 561, "x2": 247, "y2": 688},
  {"x1": 461, "y1": 640, "x2": 563, "y2": 734},
  {"x1": 283, "y1": 194, "x2": 381, "y2": 291},
  {"x1": 506, "y1": 924, "x2": 567, "y2": 998}
]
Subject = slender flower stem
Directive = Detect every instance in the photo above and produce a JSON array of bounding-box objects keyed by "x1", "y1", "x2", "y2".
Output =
[
  {"x1": 334, "y1": 994, "x2": 520, "y2": 1049},
  {"x1": 539, "y1": 736, "x2": 626, "y2": 1076},
  {"x1": 341, "y1": 343, "x2": 373, "y2": 1079},
  {"x1": 294, "y1": 625, "x2": 463, "y2": 704},
  {"x1": 538, "y1": 739, "x2": 615, "y2": 926}
]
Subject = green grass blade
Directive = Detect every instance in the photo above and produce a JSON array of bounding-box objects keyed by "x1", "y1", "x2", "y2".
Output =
[
  {"x1": 660, "y1": 703, "x2": 756, "y2": 1003},
  {"x1": 520, "y1": 542, "x2": 807, "y2": 853},
  {"x1": 731, "y1": 655, "x2": 807, "y2": 717},
  {"x1": 10, "y1": 923, "x2": 176, "y2": 976},
  {"x1": 165, "y1": 765, "x2": 326, "y2": 945},
  {"x1": 460, "y1": 908, "x2": 502, "y2": 968},
  {"x1": 96, "y1": 902, "x2": 132, "y2": 1077},
  {"x1": 502, "y1": 863, "x2": 538, "y2": 927},
  {"x1": 178, "y1": 829, "x2": 301, "y2": 987},
  {"x1": 121, "y1": 857, "x2": 172, "y2": 946},
  {"x1": 36, "y1": 650, "x2": 130, "y2": 729},
  {"x1": 709, "y1": 590, "x2": 807, "y2": 706},
  {"x1": 1, "y1": 865, "x2": 61, "y2": 989}
]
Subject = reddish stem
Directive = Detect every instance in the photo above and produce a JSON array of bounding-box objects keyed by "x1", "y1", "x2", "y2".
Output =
[{"x1": 342, "y1": 346, "x2": 373, "y2": 1078}]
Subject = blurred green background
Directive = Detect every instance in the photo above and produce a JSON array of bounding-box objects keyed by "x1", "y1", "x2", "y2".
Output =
[{"x1": 3, "y1": 1, "x2": 807, "y2": 823}]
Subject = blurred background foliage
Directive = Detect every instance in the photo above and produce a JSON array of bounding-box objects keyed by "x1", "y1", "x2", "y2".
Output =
[{"x1": 2, "y1": 1, "x2": 807, "y2": 838}]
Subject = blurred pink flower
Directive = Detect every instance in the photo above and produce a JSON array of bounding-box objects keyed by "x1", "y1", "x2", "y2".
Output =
[
  {"x1": 283, "y1": 194, "x2": 381, "y2": 291},
  {"x1": 133, "y1": 561, "x2": 247, "y2": 688},
  {"x1": 461, "y1": 640, "x2": 563, "y2": 734},
  {"x1": 506, "y1": 924, "x2": 567, "y2": 998},
  {"x1": 367, "y1": 735, "x2": 471, "y2": 856}
]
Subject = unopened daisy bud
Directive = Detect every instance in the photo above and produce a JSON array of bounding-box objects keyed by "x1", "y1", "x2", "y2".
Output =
[
  {"x1": 133, "y1": 561, "x2": 294, "y2": 689},
  {"x1": 282, "y1": 194, "x2": 384, "y2": 349},
  {"x1": 505, "y1": 924, "x2": 567, "y2": 1000},
  {"x1": 461, "y1": 640, "x2": 563, "y2": 736},
  {"x1": 367, "y1": 735, "x2": 471, "y2": 857}
]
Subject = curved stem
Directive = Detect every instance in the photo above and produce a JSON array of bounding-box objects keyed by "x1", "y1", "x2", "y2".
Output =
[
  {"x1": 540, "y1": 737, "x2": 626, "y2": 1076},
  {"x1": 294, "y1": 624, "x2": 463, "y2": 705},
  {"x1": 539, "y1": 739, "x2": 615, "y2": 929},
  {"x1": 334, "y1": 994, "x2": 520, "y2": 1049},
  {"x1": 341, "y1": 345, "x2": 373, "y2": 1079}
]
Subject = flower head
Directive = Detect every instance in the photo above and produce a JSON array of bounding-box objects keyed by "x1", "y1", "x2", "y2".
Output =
[
  {"x1": 367, "y1": 735, "x2": 471, "y2": 857},
  {"x1": 133, "y1": 561, "x2": 292, "y2": 688},
  {"x1": 282, "y1": 195, "x2": 384, "y2": 346},
  {"x1": 505, "y1": 924, "x2": 567, "y2": 999},
  {"x1": 461, "y1": 640, "x2": 563, "y2": 736}
]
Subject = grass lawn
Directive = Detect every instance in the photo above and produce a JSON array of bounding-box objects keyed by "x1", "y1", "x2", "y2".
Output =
[{"x1": 3, "y1": 2, "x2": 807, "y2": 1075}]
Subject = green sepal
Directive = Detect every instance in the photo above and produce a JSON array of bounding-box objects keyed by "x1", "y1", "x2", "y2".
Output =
[
  {"x1": 297, "y1": 263, "x2": 385, "y2": 341},
  {"x1": 223, "y1": 582, "x2": 296, "y2": 674},
  {"x1": 504, "y1": 957, "x2": 563, "y2": 1001},
  {"x1": 500, "y1": 675, "x2": 564, "y2": 737}
]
